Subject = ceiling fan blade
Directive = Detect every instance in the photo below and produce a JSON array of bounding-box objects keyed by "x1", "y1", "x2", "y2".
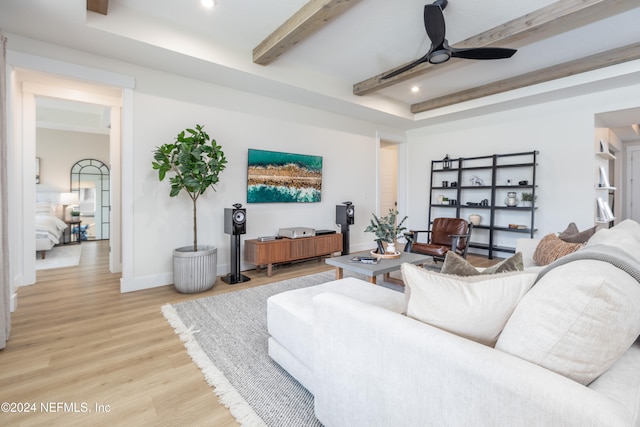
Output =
[
  {"x1": 381, "y1": 53, "x2": 430, "y2": 80},
  {"x1": 424, "y1": 3, "x2": 446, "y2": 49},
  {"x1": 450, "y1": 47, "x2": 517, "y2": 60}
]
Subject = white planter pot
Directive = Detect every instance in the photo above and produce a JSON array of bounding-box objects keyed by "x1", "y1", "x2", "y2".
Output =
[{"x1": 173, "y1": 245, "x2": 218, "y2": 293}]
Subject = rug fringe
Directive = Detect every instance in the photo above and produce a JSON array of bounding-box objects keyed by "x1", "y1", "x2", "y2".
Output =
[{"x1": 161, "y1": 303, "x2": 267, "y2": 427}]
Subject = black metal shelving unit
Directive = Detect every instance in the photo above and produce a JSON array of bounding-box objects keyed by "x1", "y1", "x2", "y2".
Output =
[{"x1": 428, "y1": 151, "x2": 538, "y2": 259}]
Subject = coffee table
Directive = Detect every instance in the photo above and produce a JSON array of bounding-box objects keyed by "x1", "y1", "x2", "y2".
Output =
[{"x1": 325, "y1": 250, "x2": 432, "y2": 285}]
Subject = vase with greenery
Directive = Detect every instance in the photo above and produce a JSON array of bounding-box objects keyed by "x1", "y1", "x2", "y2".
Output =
[
  {"x1": 152, "y1": 124, "x2": 227, "y2": 293},
  {"x1": 364, "y1": 209, "x2": 410, "y2": 254},
  {"x1": 521, "y1": 191, "x2": 537, "y2": 207}
]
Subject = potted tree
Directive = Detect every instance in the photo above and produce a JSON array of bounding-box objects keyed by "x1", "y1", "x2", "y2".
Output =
[
  {"x1": 152, "y1": 124, "x2": 227, "y2": 293},
  {"x1": 364, "y1": 209, "x2": 410, "y2": 254}
]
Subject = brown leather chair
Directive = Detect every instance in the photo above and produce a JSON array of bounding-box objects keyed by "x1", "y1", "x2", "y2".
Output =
[{"x1": 404, "y1": 217, "x2": 473, "y2": 263}]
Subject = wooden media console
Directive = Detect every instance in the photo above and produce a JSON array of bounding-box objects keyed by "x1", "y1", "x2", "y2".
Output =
[{"x1": 244, "y1": 233, "x2": 343, "y2": 277}]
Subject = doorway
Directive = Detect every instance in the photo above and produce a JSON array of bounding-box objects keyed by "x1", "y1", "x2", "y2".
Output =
[
  {"x1": 379, "y1": 141, "x2": 398, "y2": 215},
  {"x1": 376, "y1": 132, "x2": 407, "y2": 239},
  {"x1": 627, "y1": 145, "x2": 640, "y2": 223},
  {"x1": 10, "y1": 67, "x2": 124, "y2": 287}
]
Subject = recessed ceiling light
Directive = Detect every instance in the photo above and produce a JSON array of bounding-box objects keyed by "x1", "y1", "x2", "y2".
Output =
[
  {"x1": 411, "y1": 86, "x2": 420, "y2": 93},
  {"x1": 201, "y1": 0, "x2": 215, "y2": 8}
]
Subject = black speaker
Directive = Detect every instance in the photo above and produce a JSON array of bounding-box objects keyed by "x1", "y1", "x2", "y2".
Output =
[
  {"x1": 222, "y1": 203, "x2": 250, "y2": 285},
  {"x1": 336, "y1": 202, "x2": 355, "y2": 226},
  {"x1": 224, "y1": 204, "x2": 246, "y2": 235},
  {"x1": 336, "y1": 202, "x2": 354, "y2": 255}
]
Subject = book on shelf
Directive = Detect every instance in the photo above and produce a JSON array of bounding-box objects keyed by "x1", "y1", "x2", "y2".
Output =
[
  {"x1": 597, "y1": 197, "x2": 614, "y2": 221},
  {"x1": 508, "y1": 224, "x2": 527, "y2": 229},
  {"x1": 350, "y1": 256, "x2": 379, "y2": 264},
  {"x1": 598, "y1": 166, "x2": 611, "y2": 188}
]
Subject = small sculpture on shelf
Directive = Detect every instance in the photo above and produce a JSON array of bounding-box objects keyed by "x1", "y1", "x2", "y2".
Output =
[
  {"x1": 469, "y1": 175, "x2": 484, "y2": 186},
  {"x1": 443, "y1": 154, "x2": 451, "y2": 169},
  {"x1": 505, "y1": 191, "x2": 519, "y2": 207}
]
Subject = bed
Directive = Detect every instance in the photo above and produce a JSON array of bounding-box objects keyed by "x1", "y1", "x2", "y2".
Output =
[{"x1": 35, "y1": 202, "x2": 67, "y2": 259}]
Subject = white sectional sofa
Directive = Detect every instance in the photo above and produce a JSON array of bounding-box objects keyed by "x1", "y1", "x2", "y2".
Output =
[{"x1": 268, "y1": 219, "x2": 640, "y2": 426}]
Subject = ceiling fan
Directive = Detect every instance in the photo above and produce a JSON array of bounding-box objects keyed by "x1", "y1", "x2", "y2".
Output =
[{"x1": 381, "y1": 0, "x2": 517, "y2": 80}]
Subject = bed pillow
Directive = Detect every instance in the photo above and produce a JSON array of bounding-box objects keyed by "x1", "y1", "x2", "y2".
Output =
[
  {"x1": 533, "y1": 233, "x2": 583, "y2": 266},
  {"x1": 401, "y1": 263, "x2": 537, "y2": 347},
  {"x1": 496, "y1": 260, "x2": 640, "y2": 385},
  {"x1": 35, "y1": 202, "x2": 55, "y2": 215},
  {"x1": 441, "y1": 251, "x2": 523, "y2": 276},
  {"x1": 558, "y1": 222, "x2": 597, "y2": 243}
]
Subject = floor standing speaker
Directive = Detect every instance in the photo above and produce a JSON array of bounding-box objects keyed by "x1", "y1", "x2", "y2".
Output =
[
  {"x1": 336, "y1": 201, "x2": 354, "y2": 255},
  {"x1": 222, "y1": 203, "x2": 250, "y2": 284}
]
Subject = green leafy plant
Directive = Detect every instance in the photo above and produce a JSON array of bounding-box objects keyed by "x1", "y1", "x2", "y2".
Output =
[
  {"x1": 521, "y1": 192, "x2": 537, "y2": 202},
  {"x1": 364, "y1": 209, "x2": 410, "y2": 243},
  {"x1": 152, "y1": 124, "x2": 227, "y2": 251}
]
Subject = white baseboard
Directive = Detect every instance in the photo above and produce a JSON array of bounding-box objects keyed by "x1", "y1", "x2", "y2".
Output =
[
  {"x1": 120, "y1": 272, "x2": 173, "y2": 293},
  {"x1": 119, "y1": 262, "x2": 233, "y2": 293},
  {"x1": 10, "y1": 292, "x2": 17, "y2": 312}
]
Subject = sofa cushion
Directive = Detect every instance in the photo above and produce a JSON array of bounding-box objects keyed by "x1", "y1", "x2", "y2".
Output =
[
  {"x1": 558, "y1": 222, "x2": 597, "y2": 243},
  {"x1": 267, "y1": 277, "x2": 405, "y2": 383},
  {"x1": 587, "y1": 219, "x2": 640, "y2": 251},
  {"x1": 401, "y1": 263, "x2": 537, "y2": 347},
  {"x1": 441, "y1": 251, "x2": 523, "y2": 276},
  {"x1": 496, "y1": 260, "x2": 640, "y2": 385},
  {"x1": 533, "y1": 233, "x2": 583, "y2": 266}
]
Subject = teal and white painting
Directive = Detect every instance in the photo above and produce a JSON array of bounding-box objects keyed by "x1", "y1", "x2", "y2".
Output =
[{"x1": 247, "y1": 149, "x2": 322, "y2": 203}]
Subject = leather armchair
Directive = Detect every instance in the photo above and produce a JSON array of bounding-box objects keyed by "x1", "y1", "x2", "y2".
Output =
[{"x1": 404, "y1": 217, "x2": 473, "y2": 262}]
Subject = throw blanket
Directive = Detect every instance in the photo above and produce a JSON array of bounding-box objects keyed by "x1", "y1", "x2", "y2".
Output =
[{"x1": 535, "y1": 243, "x2": 640, "y2": 285}]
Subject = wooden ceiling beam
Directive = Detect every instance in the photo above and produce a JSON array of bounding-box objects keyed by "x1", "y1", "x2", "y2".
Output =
[
  {"x1": 411, "y1": 42, "x2": 640, "y2": 114},
  {"x1": 253, "y1": 0, "x2": 361, "y2": 66},
  {"x1": 87, "y1": 0, "x2": 109, "y2": 15},
  {"x1": 354, "y1": 0, "x2": 631, "y2": 96}
]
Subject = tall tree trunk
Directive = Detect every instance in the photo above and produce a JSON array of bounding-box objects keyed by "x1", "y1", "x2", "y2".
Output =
[{"x1": 193, "y1": 198, "x2": 198, "y2": 251}]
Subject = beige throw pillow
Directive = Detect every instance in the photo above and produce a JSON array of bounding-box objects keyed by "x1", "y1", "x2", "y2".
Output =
[
  {"x1": 401, "y1": 263, "x2": 537, "y2": 347},
  {"x1": 441, "y1": 251, "x2": 523, "y2": 276},
  {"x1": 496, "y1": 260, "x2": 640, "y2": 385},
  {"x1": 533, "y1": 233, "x2": 582, "y2": 266}
]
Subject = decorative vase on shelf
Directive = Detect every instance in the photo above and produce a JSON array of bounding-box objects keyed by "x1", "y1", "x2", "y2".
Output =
[
  {"x1": 468, "y1": 214, "x2": 481, "y2": 226},
  {"x1": 505, "y1": 191, "x2": 519, "y2": 207}
]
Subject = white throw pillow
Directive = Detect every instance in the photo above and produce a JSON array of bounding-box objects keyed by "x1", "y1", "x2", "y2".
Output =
[
  {"x1": 496, "y1": 260, "x2": 640, "y2": 385},
  {"x1": 401, "y1": 263, "x2": 537, "y2": 347}
]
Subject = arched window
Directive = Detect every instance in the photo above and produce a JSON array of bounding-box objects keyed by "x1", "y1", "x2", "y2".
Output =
[{"x1": 70, "y1": 159, "x2": 110, "y2": 240}]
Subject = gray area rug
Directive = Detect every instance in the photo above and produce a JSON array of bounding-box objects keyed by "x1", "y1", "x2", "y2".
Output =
[{"x1": 162, "y1": 270, "x2": 403, "y2": 427}]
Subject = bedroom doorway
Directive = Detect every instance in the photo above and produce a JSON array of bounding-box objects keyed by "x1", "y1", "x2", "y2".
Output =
[{"x1": 10, "y1": 67, "x2": 124, "y2": 288}]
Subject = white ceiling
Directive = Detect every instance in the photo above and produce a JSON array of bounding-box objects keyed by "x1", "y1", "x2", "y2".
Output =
[{"x1": 1, "y1": 0, "x2": 640, "y2": 138}]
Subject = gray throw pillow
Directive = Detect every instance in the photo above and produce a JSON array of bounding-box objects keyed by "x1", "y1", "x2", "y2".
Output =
[
  {"x1": 558, "y1": 222, "x2": 597, "y2": 243},
  {"x1": 441, "y1": 251, "x2": 524, "y2": 276}
]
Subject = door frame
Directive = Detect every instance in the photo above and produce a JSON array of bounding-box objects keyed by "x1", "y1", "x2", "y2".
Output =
[
  {"x1": 626, "y1": 143, "x2": 640, "y2": 222},
  {"x1": 6, "y1": 51, "x2": 133, "y2": 304},
  {"x1": 375, "y1": 131, "x2": 407, "y2": 229}
]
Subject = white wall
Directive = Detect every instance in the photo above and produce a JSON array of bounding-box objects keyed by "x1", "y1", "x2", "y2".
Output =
[
  {"x1": 36, "y1": 128, "x2": 109, "y2": 194},
  {"x1": 131, "y1": 88, "x2": 381, "y2": 287},
  {"x1": 406, "y1": 82, "x2": 640, "y2": 255}
]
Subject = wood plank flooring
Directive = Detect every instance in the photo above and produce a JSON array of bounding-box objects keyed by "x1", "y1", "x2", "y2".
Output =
[{"x1": 0, "y1": 241, "x2": 498, "y2": 426}]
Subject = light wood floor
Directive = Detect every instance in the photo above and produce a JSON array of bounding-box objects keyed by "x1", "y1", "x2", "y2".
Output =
[{"x1": 0, "y1": 241, "x2": 498, "y2": 426}]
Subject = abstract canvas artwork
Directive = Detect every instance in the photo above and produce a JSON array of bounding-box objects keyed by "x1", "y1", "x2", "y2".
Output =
[{"x1": 247, "y1": 149, "x2": 322, "y2": 203}]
